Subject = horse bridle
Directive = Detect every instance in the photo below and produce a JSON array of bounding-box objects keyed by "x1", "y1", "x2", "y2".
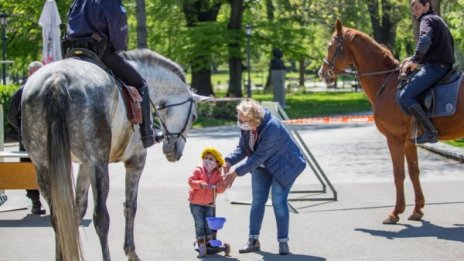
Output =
[
  {"x1": 322, "y1": 34, "x2": 400, "y2": 97},
  {"x1": 155, "y1": 96, "x2": 195, "y2": 142},
  {"x1": 323, "y1": 35, "x2": 344, "y2": 79}
]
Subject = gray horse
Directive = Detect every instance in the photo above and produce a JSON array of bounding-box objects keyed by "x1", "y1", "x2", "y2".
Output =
[{"x1": 21, "y1": 49, "x2": 203, "y2": 261}]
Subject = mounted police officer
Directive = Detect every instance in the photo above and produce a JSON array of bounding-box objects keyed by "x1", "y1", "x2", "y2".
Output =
[
  {"x1": 399, "y1": 0, "x2": 455, "y2": 144},
  {"x1": 64, "y1": 0, "x2": 157, "y2": 148}
]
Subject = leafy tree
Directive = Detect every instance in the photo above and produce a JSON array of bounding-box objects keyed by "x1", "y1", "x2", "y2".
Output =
[
  {"x1": 135, "y1": 0, "x2": 148, "y2": 48},
  {"x1": 365, "y1": 0, "x2": 405, "y2": 53},
  {"x1": 0, "y1": 1, "x2": 72, "y2": 75},
  {"x1": 181, "y1": 0, "x2": 223, "y2": 96}
]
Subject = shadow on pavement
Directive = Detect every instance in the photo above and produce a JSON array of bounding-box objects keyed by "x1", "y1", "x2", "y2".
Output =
[
  {"x1": 296, "y1": 200, "x2": 464, "y2": 213},
  {"x1": 0, "y1": 214, "x2": 92, "y2": 228},
  {"x1": 355, "y1": 220, "x2": 464, "y2": 242},
  {"x1": 258, "y1": 251, "x2": 326, "y2": 260}
]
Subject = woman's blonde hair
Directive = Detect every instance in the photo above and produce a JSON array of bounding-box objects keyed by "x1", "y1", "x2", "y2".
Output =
[{"x1": 236, "y1": 99, "x2": 264, "y2": 127}]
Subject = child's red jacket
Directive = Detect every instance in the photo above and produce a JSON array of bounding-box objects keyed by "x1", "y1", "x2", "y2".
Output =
[{"x1": 188, "y1": 165, "x2": 226, "y2": 205}]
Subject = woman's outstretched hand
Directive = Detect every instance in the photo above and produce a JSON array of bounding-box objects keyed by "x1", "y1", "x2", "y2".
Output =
[
  {"x1": 222, "y1": 171, "x2": 237, "y2": 188},
  {"x1": 223, "y1": 161, "x2": 231, "y2": 174}
]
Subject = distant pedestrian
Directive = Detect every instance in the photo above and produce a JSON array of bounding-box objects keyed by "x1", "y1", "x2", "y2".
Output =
[
  {"x1": 269, "y1": 48, "x2": 287, "y2": 108},
  {"x1": 7, "y1": 61, "x2": 46, "y2": 215}
]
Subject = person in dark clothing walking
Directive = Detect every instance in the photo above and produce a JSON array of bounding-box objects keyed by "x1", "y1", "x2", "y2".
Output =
[
  {"x1": 399, "y1": 0, "x2": 455, "y2": 144},
  {"x1": 64, "y1": 0, "x2": 158, "y2": 148},
  {"x1": 269, "y1": 48, "x2": 287, "y2": 109},
  {"x1": 7, "y1": 61, "x2": 46, "y2": 215}
]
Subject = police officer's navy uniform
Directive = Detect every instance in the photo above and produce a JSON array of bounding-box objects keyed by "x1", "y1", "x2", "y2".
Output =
[{"x1": 66, "y1": 0, "x2": 156, "y2": 148}]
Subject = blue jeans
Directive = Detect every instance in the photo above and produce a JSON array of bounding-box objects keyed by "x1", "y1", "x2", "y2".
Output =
[
  {"x1": 249, "y1": 167, "x2": 294, "y2": 242},
  {"x1": 190, "y1": 203, "x2": 214, "y2": 239},
  {"x1": 399, "y1": 63, "x2": 450, "y2": 109}
]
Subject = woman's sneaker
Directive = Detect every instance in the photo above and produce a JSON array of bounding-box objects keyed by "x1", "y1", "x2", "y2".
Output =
[
  {"x1": 239, "y1": 239, "x2": 260, "y2": 253},
  {"x1": 279, "y1": 242, "x2": 290, "y2": 255}
]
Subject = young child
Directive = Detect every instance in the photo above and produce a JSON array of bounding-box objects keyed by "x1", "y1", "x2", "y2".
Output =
[{"x1": 188, "y1": 147, "x2": 226, "y2": 257}]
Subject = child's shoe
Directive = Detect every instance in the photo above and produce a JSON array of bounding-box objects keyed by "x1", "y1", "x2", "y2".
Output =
[
  {"x1": 197, "y1": 239, "x2": 207, "y2": 257},
  {"x1": 224, "y1": 243, "x2": 231, "y2": 256}
]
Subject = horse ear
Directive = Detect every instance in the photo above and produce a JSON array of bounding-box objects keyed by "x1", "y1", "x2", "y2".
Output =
[
  {"x1": 192, "y1": 93, "x2": 212, "y2": 103},
  {"x1": 335, "y1": 19, "x2": 343, "y2": 34}
]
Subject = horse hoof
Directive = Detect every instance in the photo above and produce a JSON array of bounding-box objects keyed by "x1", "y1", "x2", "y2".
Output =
[
  {"x1": 382, "y1": 214, "x2": 399, "y2": 224},
  {"x1": 408, "y1": 212, "x2": 423, "y2": 221},
  {"x1": 128, "y1": 253, "x2": 141, "y2": 261}
]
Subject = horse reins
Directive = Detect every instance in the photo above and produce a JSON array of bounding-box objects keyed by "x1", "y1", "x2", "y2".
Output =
[{"x1": 154, "y1": 96, "x2": 195, "y2": 142}]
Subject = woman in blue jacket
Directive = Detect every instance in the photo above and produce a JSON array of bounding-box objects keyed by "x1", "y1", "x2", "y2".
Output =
[{"x1": 222, "y1": 99, "x2": 306, "y2": 255}]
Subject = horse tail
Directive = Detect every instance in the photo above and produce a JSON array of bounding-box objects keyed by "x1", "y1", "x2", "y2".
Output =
[{"x1": 43, "y1": 73, "x2": 83, "y2": 261}]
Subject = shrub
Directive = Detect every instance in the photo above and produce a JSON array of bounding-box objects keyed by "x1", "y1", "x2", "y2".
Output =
[
  {"x1": 196, "y1": 100, "x2": 240, "y2": 126},
  {"x1": 0, "y1": 84, "x2": 21, "y2": 142}
]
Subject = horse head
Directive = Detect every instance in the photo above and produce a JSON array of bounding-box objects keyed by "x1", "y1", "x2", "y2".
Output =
[
  {"x1": 122, "y1": 49, "x2": 211, "y2": 162},
  {"x1": 318, "y1": 19, "x2": 354, "y2": 85},
  {"x1": 155, "y1": 92, "x2": 209, "y2": 162}
]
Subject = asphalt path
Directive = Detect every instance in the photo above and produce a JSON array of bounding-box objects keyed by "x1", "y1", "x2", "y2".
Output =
[{"x1": 1, "y1": 123, "x2": 464, "y2": 260}]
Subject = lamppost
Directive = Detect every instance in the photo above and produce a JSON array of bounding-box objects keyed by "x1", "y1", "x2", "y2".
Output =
[
  {"x1": 0, "y1": 13, "x2": 8, "y2": 85},
  {"x1": 245, "y1": 24, "x2": 252, "y2": 98}
]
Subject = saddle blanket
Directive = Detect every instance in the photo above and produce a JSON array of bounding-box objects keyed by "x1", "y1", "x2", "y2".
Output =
[{"x1": 425, "y1": 74, "x2": 463, "y2": 118}]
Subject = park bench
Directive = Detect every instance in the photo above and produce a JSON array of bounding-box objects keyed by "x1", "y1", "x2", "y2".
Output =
[{"x1": 0, "y1": 151, "x2": 38, "y2": 190}]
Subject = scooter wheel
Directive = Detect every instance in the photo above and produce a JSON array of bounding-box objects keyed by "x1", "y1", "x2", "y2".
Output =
[{"x1": 224, "y1": 243, "x2": 231, "y2": 256}]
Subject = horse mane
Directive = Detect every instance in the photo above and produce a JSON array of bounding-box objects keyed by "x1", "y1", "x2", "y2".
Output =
[
  {"x1": 121, "y1": 49, "x2": 186, "y2": 83},
  {"x1": 344, "y1": 28, "x2": 399, "y2": 68}
]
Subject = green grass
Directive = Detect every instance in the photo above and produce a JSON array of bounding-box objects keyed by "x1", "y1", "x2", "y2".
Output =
[
  {"x1": 276, "y1": 92, "x2": 371, "y2": 119},
  {"x1": 194, "y1": 91, "x2": 372, "y2": 127},
  {"x1": 194, "y1": 90, "x2": 464, "y2": 150},
  {"x1": 444, "y1": 139, "x2": 464, "y2": 148}
]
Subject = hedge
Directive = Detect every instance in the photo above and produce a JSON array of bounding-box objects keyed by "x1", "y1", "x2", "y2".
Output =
[{"x1": 0, "y1": 84, "x2": 21, "y2": 141}]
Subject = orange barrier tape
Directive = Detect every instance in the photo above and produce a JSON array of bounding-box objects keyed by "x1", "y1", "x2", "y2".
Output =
[{"x1": 283, "y1": 115, "x2": 374, "y2": 125}]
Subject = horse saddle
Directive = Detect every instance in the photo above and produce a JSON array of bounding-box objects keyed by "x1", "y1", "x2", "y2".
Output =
[
  {"x1": 398, "y1": 69, "x2": 463, "y2": 118},
  {"x1": 120, "y1": 84, "x2": 143, "y2": 125},
  {"x1": 421, "y1": 70, "x2": 462, "y2": 117},
  {"x1": 64, "y1": 47, "x2": 143, "y2": 125}
]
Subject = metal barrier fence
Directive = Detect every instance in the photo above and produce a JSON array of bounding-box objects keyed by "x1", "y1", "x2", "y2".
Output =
[{"x1": 205, "y1": 98, "x2": 337, "y2": 203}]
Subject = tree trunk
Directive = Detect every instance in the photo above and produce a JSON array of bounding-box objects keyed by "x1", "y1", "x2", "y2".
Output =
[
  {"x1": 366, "y1": 1, "x2": 398, "y2": 51},
  {"x1": 182, "y1": 0, "x2": 222, "y2": 96},
  {"x1": 299, "y1": 59, "x2": 305, "y2": 87},
  {"x1": 226, "y1": 0, "x2": 245, "y2": 97},
  {"x1": 263, "y1": 0, "x2": 274, "y2": 93},
  {"x1": 135, "y1": 0, "x2": 147, "y2": 49},
  {"x1": 432, "y1": 0, "x2": 440, "y2": 15}
]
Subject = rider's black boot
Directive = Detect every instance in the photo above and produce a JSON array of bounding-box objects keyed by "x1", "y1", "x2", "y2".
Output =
[
  {"x1": 137, "y1": 86, "x2": 156, "y2": 148},
  {"x1": 408, "y1": 103, "x2": 438, "y2": 144}
]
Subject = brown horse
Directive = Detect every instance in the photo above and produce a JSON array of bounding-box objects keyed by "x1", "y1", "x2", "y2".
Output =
[{"x1": 318, "y1": 19, "x2": 464, "y2": 224}]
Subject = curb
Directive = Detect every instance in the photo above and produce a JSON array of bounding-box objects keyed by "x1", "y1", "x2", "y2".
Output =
[{"x1": 419, "y1": 142, "x2": 464, "y2": 162}]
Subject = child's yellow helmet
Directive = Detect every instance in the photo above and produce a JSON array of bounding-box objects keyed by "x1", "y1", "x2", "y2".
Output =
[{"x1": 201, "y1": 147, "x2": 225, "y2": 167}]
